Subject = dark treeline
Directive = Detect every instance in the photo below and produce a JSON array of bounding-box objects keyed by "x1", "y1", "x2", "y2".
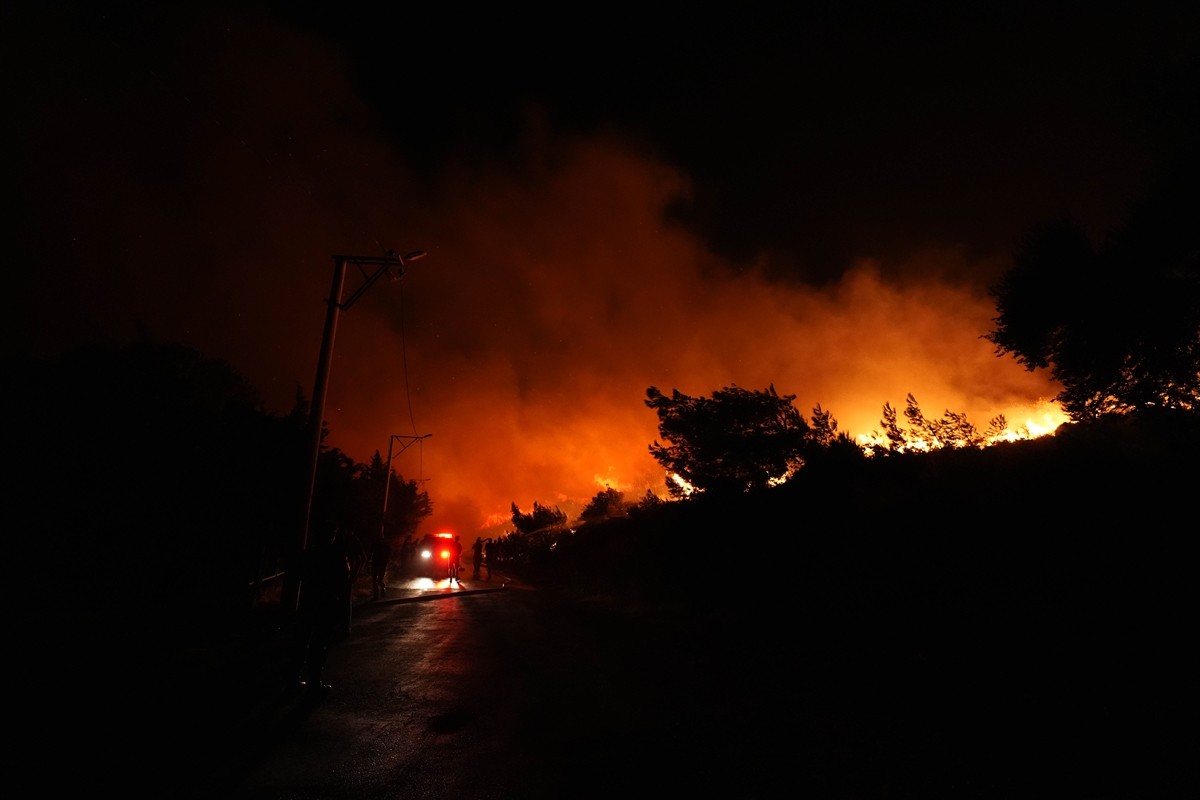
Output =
[
  {"x1": 6, "y1": 339, "x2": 431, "y2": 627},
  {"x1": 10, "y1": 337, "x2": 1197, "y2": 630},
  {"x1": 505, "y1": 162, "x2": 1199, "y2": 586},
  {"x1": 503, "y1": 407, "x2": 1199, "y2": 604},
  {"x1": 10, "y1": 161, "x2": 1195, "y2": 633},
  {"x1": 509, "y1": 409, "x2": 1198, "y2": 798},
  {"x1": 9, "y1": 334, "x2": 1195, "y2": 796}
]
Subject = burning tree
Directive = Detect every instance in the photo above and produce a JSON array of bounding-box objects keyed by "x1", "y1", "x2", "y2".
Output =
[
  {"x1": 866, "y1": 394, "x2": 1009, "y2": 454},
  {"x1": 579, "y1": 487, "x2": 627, "y2": 522},
  {"x1": 510, "y1": 501, "x2": 568, "y2": 533},
  {"x1": 645, "y1": 384, "x2": 813, "y2": 497}
]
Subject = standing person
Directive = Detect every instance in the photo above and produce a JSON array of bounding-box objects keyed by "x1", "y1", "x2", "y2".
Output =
[
  {"x1": 471, "y1": 537, "x2": 483, "y2": 579},
  {"x1": 342, "y1": 528, "x2": 366, "y2": 589},
  {"x1": 449, "y1": 535, "x2": 464, "y2": 583},
  {"x1": 294, "y1": 526, "x2": 354, "y2": 692},
  {"x1": 369, "y1": 534, "x2": 392, "y2": 600},
  {"x1": 399, "y1": 535, "x2": 414, "y2": 571}
]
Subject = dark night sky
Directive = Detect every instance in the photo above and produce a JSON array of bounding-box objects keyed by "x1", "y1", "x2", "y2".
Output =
[
  {"x1": 297, "y1": 3, "x2": 1197, "y2": 278},
  {"x1": 7, "y1": 3, "x2": 1197, "y2": 537}
]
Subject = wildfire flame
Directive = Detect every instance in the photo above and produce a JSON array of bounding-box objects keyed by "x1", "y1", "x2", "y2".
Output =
[
  {"x1": 857, "y1": 398, "x2": 1069, "y2": 455},
  {"x1": 666, "y1": 398, "x2": 1070, "y2": 493}
]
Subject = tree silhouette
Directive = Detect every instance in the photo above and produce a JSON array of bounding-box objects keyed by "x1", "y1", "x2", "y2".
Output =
[
  {"x1": 8, "y1": 339, "x2": 314, "y2": 615},
  {"x1": 360, "y1": 451, "x2": 433, "y2": 542},
  {"x1": 808, "y1": 403, "x2": 841, "y2": 447},
  {"x1": 579, "y1": 487, "x2": 626, "y2": 522},
  {"x1": 645, "y1": 384, "x2": 811, "y2": 496},
  {"x1": 7, "y1": 338, "x2": 438, "y2": 619},
  {"x1": 629, "y1": 489, "x2": 665, "y2": 513},
  {"x1": 804, "y1": 403, "x2": 867, "y2": 469},
  {"x1": 869, "y1": 394, "x2": 1006, "y2": 454},
  {"x1": 510, "y1": 500, "x2": 567, "y2": 533},
  {"x1": 986, "y1": 173, "x2": 1200, "y2": 420}
]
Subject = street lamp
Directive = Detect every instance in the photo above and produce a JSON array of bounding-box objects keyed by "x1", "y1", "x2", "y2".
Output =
[
  {"x1": 288, "y1": 249, "x2": 427, "y2": 613},
  {"x1": 380, "y1": 432, "x2": 431, "y2": 540}
]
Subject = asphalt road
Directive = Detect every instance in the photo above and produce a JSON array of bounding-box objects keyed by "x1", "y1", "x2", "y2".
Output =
[
  {"x1": 216, "y1": 578, "x2": 743, "y2": 799},
  {"x1": 207, "y1": 567, "x2": 1194, "y2": 799},
  {"x1": 21, "y1": 560, "x2": 1193, "y2": 799}
]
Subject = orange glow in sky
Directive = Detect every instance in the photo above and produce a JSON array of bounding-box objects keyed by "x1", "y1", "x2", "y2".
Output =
[
  {"x1": 299, "y1": 138, "x2": 1067, "y2": 538},
  {"x1": 15, "y1": 15, "x2": 1071, "y2": 543}
]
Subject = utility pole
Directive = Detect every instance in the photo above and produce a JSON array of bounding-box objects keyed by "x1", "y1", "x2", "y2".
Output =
[
  {"x1": 381, "y1": 433, "x2": 431, "y2": 540},
  {"x1": 284, "y1": 249, "x2": 427, "y2": 615}
]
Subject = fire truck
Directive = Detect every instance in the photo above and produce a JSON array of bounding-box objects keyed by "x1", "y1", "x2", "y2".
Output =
[{"x1": 413, "y1": 531, "x2": 458, "y2": 578}]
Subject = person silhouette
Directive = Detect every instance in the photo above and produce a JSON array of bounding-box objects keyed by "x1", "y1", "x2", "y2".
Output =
[
  {"x1": 341, "y1": 528, "x2": 366, "y2": 589},
  {"x1": 369, "y1": 534, "x2": 392, "y2": 600},
  {"x1": 399, "y1": 535, "x2": 414, "y2": 571},
  {"x1": 293, "y1": 526, "x2": 354, "y2": 691},
  {"x1": 471, "y1": 537, "x2": 483, "y2": 579},
  {"x1": 449, "y1": 535, "x2": 464, "y2": 583}
]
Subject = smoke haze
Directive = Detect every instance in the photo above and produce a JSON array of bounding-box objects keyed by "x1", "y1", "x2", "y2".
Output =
[{"x1": 12, "y1": 8, "x2": 1086, "y2": 538}]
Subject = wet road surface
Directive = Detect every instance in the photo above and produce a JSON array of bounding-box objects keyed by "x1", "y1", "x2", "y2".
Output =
[{"x1": 24, "y1": 562, "x2": 1193, "y2": 799}]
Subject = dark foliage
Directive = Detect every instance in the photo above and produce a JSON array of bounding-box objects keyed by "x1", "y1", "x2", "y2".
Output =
[
  {"x1": 645, "y1": 384, "x2": 813, "y2": 496},
  {"x1": 7, "y1": 340, "x2": 431, "y2": 625},
  {"x1": 510, "y1": 500, "x2": 567, "y2": 534},
  {"x1": 579, "y1": 487, "x2": 626, "y2": 522},
  {"x1": 362, "y1": 451, "x2": 433, "y2": 542},
  {"x1": 986, "y1": 169, "x2": 1200, "y2": 420},
  {"x1": 869, "y1": 393, "x2": 1009, "y2": 454},
  {"x1": 514, "y1": 407, "x2": 1199, "y2": 608}
]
